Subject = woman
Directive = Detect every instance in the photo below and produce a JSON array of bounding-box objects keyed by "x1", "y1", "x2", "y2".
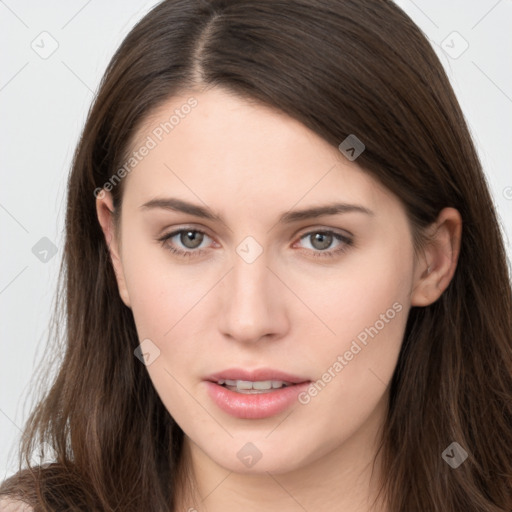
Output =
[{"x1": 1, "y1": 0, "x2": 511, "y2": 510}]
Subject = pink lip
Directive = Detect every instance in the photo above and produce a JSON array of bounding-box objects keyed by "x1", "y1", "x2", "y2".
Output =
[
  {"x1": 204, "y1": 381, "x2": 311, "y2": 419},
  {"x1": 203, "y1": 368, "x2": 311, "y2": 419}
]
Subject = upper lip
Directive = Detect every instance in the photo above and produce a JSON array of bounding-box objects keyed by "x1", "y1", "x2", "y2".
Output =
[{"x1": 205, "y1": 368, "x2": 310, "y2": 384}]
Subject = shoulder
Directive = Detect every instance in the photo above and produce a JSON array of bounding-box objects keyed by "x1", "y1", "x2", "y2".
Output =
[
  {"x1": 1, "y1": 463, "x2": 99, "y2": 510},
  {"x1": 0, "y1": 498, "x2": 33, "y2": 511}
]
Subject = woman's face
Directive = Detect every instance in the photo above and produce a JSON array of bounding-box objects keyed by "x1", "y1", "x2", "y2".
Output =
[{"x1": 98, "y1": 87, "x2": 425, "y2": 475}]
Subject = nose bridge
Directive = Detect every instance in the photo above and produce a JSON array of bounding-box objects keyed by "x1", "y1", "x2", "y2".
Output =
[
  {"x1": 218, "y1": 241, "x2": 286, "y2": 342},
  {"x1": 232, "y1": 249, "x2": 270, "y2": 301}
]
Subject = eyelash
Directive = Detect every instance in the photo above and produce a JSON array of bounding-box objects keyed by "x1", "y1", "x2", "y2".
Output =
[{"x1": 157, "y1": 227, "x2": 354, "y2": 260}]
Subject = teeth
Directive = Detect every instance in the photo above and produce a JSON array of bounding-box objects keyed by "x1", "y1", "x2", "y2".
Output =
[
  {"x1": 217, "y1": 379, "x2": 292, "y2": 391},
  {"x1": 237, "y1": 380, "x2": 255, "y2": 390},
  {"x1": 253, "y1": 381, "x2": 273, "y2": 390}
]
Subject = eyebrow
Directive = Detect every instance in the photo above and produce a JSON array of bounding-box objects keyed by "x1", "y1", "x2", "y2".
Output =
[{"x1": 139, "y1": 197, "x2": 374, "y2": 223}]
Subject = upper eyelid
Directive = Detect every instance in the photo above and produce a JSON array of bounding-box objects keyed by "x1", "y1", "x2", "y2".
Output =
[
  {"x1": 163, "y1": 226, "x2": 215, "y2": 243},
  {"x1": 162, "y1": 224, "x2": 352, "y2": 237},
  {"x1": 297, "y1": 228, "x2": 352, "y2": 240}
]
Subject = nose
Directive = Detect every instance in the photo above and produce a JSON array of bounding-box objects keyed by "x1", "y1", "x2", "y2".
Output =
[{"x1": 217, "y1": 249, "x2": 290, "y2": 344}]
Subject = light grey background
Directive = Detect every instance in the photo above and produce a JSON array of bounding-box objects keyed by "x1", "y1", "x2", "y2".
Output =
[{"x1": 1, "y1": 0, "x2": 511, "y2": 479}]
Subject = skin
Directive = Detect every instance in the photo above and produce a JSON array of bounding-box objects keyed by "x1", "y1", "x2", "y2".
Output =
[{"x1": 96, "y1": 87, "x2": 461, "y2": 512}]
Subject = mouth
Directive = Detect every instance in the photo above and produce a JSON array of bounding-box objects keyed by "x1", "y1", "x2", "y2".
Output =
[
  {"x1": 204, "y1": 370, "x2": 312, "y2": 419},
  {"x1": 214, "y1": 379, "x2": 296, "y2": 394},
  {"x1": 204, "y1": 368, "x2": 310, "y2": 396}
]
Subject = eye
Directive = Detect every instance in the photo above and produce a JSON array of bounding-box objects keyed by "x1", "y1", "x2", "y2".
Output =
[
  {"x1": 157, "y1": 228, "x2": 213, "y2": 258},
  {"x1": 157, "y1": 227, "x2": 354, "y2": 260},
  {"x1": 295, "y1": 230, "x2": 353, "y2": 258}
]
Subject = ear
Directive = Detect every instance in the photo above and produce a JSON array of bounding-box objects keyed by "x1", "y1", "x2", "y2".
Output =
[
  {"x1": 96, "y1": 190, "x2": 131, "y2": 308},
  {"x1": 411, "y1": 207, "x2": 462, "y2": 307}
]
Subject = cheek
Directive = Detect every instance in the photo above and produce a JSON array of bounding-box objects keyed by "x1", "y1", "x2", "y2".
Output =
[
  {"x1": 294, "y1": 233, "x2": 413, "y2": 342},
  {"x1": 121, "y1": 247, "x2": 210, "y2": 423},
  {"x1": 119, "y1": 226, "x2": 202, "y2": 342},
  {"x1": 292, "y1": 234, "x2": 413, "y2": 392}
]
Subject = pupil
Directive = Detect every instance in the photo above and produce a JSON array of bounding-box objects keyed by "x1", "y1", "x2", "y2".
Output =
[
  {"x1": 181, "y1": 230, "x2": 203, "y2": 249},
  {"x1": 312, "y1": 233, "x2": 332, "y2": 250}
]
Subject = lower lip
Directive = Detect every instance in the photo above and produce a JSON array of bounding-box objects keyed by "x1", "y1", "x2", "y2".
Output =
[{"x1": 204, "y1": 381, "x2": 311, "y2": 419}]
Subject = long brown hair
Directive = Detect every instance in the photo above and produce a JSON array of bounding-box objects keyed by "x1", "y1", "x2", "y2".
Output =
[{"x1": 2, "y1": 0, "x2": 511, "y2": 510}]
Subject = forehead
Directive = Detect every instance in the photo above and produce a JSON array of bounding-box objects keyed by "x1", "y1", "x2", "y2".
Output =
[{"x1": 120, "y1": 87, "x2": 394, "y2": 216}]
